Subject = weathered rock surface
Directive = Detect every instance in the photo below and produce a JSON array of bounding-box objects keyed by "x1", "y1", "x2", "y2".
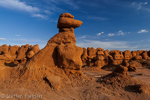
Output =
[{"x1": 57, "y1": 44, "x2": 83, "y2": 70}]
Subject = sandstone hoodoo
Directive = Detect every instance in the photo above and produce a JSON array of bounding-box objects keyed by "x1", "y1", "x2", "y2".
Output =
[
  {"x1": 20, "y1": 13, "x2": 84, "y2": 89},
  {"x1": 48, "y1": 13, "x2": 83, "y2": 45},
  {"x1": 0, "y1": 44, "x2": 40, "y2": 66}
]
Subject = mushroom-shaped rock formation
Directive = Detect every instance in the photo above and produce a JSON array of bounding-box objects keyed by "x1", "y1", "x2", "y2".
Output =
[
  {"x1": 48, "y1": 13, "x2": 83, "y2": 45},
  {"x1": 57, "y1": 13, "x2": 83, "y2": 28},
  {"x1": 22, "y1": 13, "x2": 84, "y2": 85}
]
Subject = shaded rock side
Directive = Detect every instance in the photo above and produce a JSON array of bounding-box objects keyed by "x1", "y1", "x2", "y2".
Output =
[{"x1": 57, "y1": 44, "x2": 83, "y2": 70}]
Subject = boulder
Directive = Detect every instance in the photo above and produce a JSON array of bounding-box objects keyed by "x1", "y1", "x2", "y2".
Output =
[
  {"x1": 57, "y1": 43, "x2": 83, "y2": 70},
  {"x1": 27, "y1": 51, "x2": 35, "y2": 58},
  {"x1": 27, "y1": 44, "x2": 40, "y2": 58}
]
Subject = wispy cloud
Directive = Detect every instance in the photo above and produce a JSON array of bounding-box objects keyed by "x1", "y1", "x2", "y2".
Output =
[
  {"x1": 32, "y1": 14, "x2": 48, "y2": 19},
  {"x1": 0, "y1": 0, "x2": 50, "y2": 19},
  {"x1": 77, "y1": 35, "x2": 87, "y2": 39},
  {"x1": 49, "y1": 0, "x2": 79, "y2": 9},
  {"x1": 108, "y1": 33, "x2": 115, "y2": 37},
  {"x1": 44, "y1": 10, "x2": 53, "y2": 15},
  {"x1": 0, "y1": 38, "x2": 6, "y2": 40},
  {"x1": 87, "y1": 16, "x2": 109, "y2": 21},
  {"x1": 97, "y1": 32, "x2": 104, "y2": 36},
  {"x1": 0, "y1": 0, "x2": 39, "y2": 13},
  {"x1": 138, "y1": 29, "x2": 148, "y2": 33},
  {"x1": 76, "y1": 39, "x2": 138, "y2": 51},
  {"x1": 131, "y1": 2, "x2": 148, "y2": 10}
]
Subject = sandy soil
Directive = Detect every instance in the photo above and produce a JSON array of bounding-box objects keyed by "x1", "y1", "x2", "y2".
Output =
[{"x1": 0, "y1": 65, "x2": 150, "y2": 100}]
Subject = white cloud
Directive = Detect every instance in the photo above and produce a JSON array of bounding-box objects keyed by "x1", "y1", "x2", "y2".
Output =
[
  {"x1": 117, "y1": 30, "x2": 125, "y2": 35},
  {"x1": 97, "y1": 32, "x2": 104, "y2": 36},
  {"x1": 44, "y1": 10, "x2": 52, "y2": 15},
  {"x1": 0, "y1": 0, "x2": 39, "y2": 13},
  {"x1": 132, "y1": 2, "x2": 148, "y2": 10},
  {"x1": 32, "y1": 14, "x2": 48, "y2": 19},
  {"x1": 131, "y1": 2, "x2": 136, "y2": 5},
  {"x1": 76, "y1": 39, "x2": 138, "y2": 51},
  {"x1": 0, "y1": 38, "x2": 6, "y2": 40},
  {"x1": 108, "y1": 33, "x2": 115, "y2": 37},
  {"x1": 77, "y1": 35, "x2": 87, "y2": 39},
  {"x1": 138, "y1": 29, "x2": 148, "y2": 33}
]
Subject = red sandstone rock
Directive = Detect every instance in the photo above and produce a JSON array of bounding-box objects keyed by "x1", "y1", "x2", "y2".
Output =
[
  {"x1": 132, "y1": 51, "x2": 137, "y2": 57},
  {"x1": 124, "y1": 50, "x2": 132, "y2": 60},
  {"x1": 48, "y1": 30, "x2": 76, "y2": 45},
  {"x1": 27, "y1": 44, "x2": 40, "y2": 58},
  {"x1": 8, "y1": 45, "x2": 20, "y2": 56},
  {"x1": 113, "y1": 65, "x2": 128, "y2": 75},
  {"x1": 134, "y1": 55, "x2": 142, "y2": 60},
  {"x1": 0, "y1": 44, "x2": 9, "y2": 54},
  {"x1": 128, "y1": 64, "x2": 137, "y2": 71},
  {"x1": 48, "y1": 13, "x2": 83, "y2": 45},
  {"x1": 57, "y1": 17, "x2": 83, "y2": 28},
  {"x1": 27, "y1": 51, "x2": 35, "y2": 58},
  {"x1": 59, "y1": 13, "x2": 74, "y2": 19},
  {"x1": 81, "y1": 48, "x2": 88, "y2": 64},
  {"x1": 15, "y1": 44, "x2": 30, "y2": 64},
  {"x1": 142, "y1": 51, "x2": 150, "y2": 60},
  {"x1": 57, "y1": 43, "x2": 83, "y2": 70}
]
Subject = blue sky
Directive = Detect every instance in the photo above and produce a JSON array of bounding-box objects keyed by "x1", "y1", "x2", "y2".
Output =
[{"x1": 0, "y1": 0, "x2": 150, "y2": 51}]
